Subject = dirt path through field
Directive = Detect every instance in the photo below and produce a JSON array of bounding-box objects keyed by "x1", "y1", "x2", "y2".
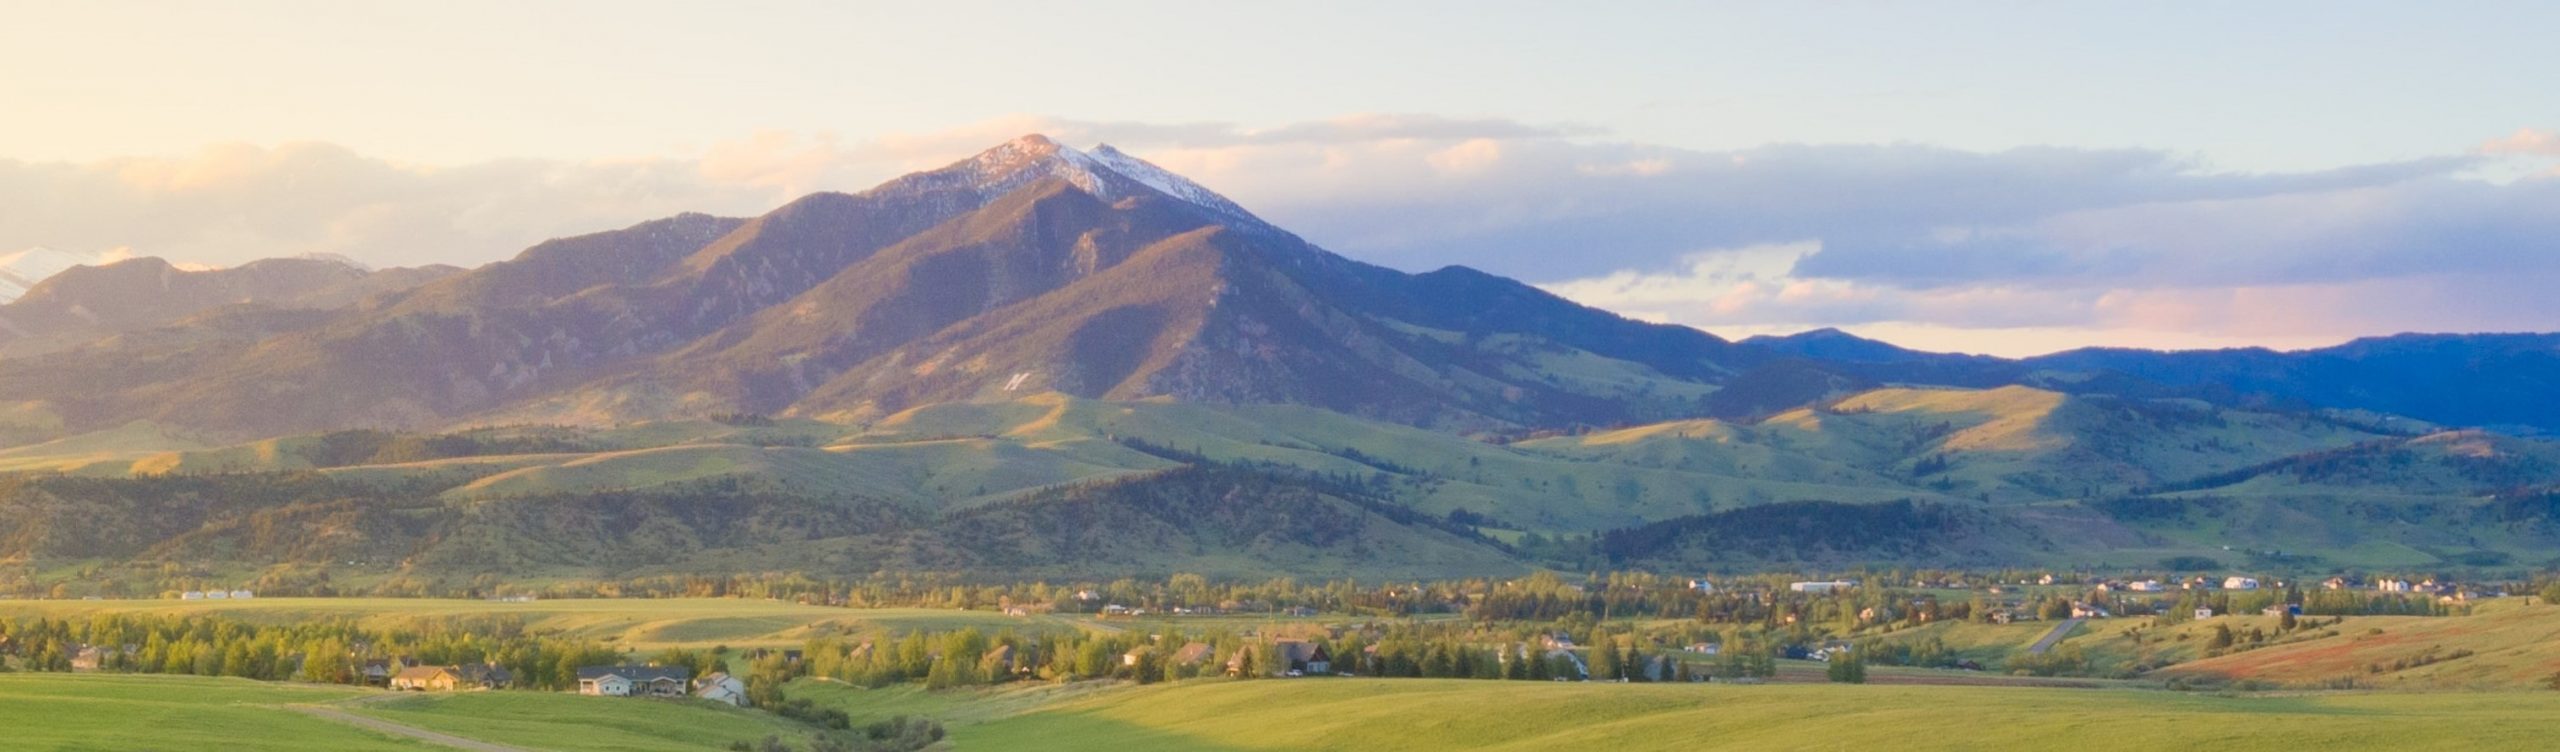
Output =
[
  {"x1": 2028, "y1": 618, "x2": 2085, "y2": 654},
  {"x1": 288, "y1": 704, "x2": 532, "y2": 752}
]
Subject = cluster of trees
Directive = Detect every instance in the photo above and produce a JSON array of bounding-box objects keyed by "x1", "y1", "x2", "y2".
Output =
[
  {"x1": 1593, "y1": 500, "x2": 1971, "y2": 565},
  {"x1": 0, "y1": 612, "x2": 620, "y2": 690}
]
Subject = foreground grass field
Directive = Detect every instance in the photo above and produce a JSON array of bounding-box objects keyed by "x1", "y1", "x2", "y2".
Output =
[
  {"x1": 956, "y1": 679, "x2": 2560, "y2": 751},
  {"x1": 9, "y1": 671, "x2": 2559, "y2": 751},
  {"x1": 0, "y1": 674, "x2": 429, "y2": 750},
  {"x1": 349, "y1": 691, "x2": 814, "y2": 752}
]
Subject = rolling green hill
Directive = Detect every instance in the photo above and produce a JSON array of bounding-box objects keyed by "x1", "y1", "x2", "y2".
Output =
[{"x1": 1, "y1": 385, "x2": 2556, "y2": 579}]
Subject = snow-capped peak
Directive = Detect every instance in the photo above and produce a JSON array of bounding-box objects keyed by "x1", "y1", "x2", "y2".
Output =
[
  {"x1": 897, "y1": 135, "x2": 1273, "y2": 231},
  {"x1": 1085, "y1": 144, "x2": 1270, "y2": 229},
  {"x1": 0, "y1": 247, "x2": 96, "y2": 303}
]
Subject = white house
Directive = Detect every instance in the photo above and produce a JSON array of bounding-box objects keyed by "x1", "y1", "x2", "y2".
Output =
[
  {"x1": 2222, "y1": 577, "x2": 2260, "y2": 591},
  {"x1": 584, "y1": 673, "x2": 633, "y2": 697},
  {"x1": 1688, "y1": 579, "x2": 1716, "y2": 593},
  {"x1": 2194, "y1": 607, "x2": 2217, "y2": 619},
  {"x1": 577, "y1": 666, "x2": 690, "y2": 698},
  {"x1": 695, "y1": 672, "x2": 749, "y2": 707},
  {"x1": 1789, "y1": 580, "x2": 1856, "y2": 593}
]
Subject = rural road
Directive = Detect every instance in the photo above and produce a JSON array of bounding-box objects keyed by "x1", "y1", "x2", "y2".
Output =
[
  {"x1": 289, "y1": 704, "x2": 533, "y2": 752},
  {"x1": 2028, "y1": 618, "x2": 2085, "y2": 654}
]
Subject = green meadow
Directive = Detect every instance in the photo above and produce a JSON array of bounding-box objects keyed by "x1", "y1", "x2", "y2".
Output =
[
  {"x1": 8, "y1": 666, "x2": 2558, "y2": 751},
  {"x1": 0, "y1": 674, "x2": 428, "y2": 750},
  {"x1": 954, "y1": 679, "x2": 2560, "y2": 751},
  {"x1": 349, "y1": 691, "x2": 814, "y2": 752}
]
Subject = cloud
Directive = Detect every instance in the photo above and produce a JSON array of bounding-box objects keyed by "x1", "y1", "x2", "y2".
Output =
[
  {"x1": 2480, "y1": 127, "x2": 2560, "y2": 156},
  {"x1": 1, "y1": 113, "x2": 2549, "y2": 355}
]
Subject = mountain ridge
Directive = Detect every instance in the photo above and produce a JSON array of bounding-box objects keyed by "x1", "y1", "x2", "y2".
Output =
[{"x1": 0, "y1": 134, "x2": 2555, "y2": 448}]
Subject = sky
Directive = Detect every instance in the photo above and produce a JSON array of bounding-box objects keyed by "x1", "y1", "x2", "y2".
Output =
[{"x1": 3, "y1": 1, "x2": 2557, "y2": 356}]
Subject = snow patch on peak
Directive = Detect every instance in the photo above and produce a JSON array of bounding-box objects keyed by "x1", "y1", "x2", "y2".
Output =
[
  {"x1": 1083, "y1": 145, "x2": 1268, "y2": 228},
  {"x1": 292, "y1": 252, "x2": 373, "y2": 272},
  {"x1": 890, "y1": 136, "x2": 1276, "y2": 232}
]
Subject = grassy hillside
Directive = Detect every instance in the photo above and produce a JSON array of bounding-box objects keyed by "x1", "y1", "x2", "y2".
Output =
[
  {"x1": 1529, "y1": 386, "x2": 2388, "y2": 503},
  {"x1": 0, "y1": 674, "x2": 428, "y2": 750},
  {"x1": 351, "y1": 691, "x2": 813, "y2": 752},
  {"x1": 955, "y1": 678, "x2": 2560, "y2": 751},
  {"x1": 2158, "y1": 598, "x2": 2560, "y2": 689},
  {"x1": 3, "y1": 386, "x2": 2556, "y2": 576}
]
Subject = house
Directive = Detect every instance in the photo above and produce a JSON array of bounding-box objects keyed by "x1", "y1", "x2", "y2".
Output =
[
  {"x1": 1685, "y1": 642, "x2": 1720, "y2": 656},
  {"x1": 361, "y1": 660, "x2": 395, "y2": 686},
  {"x1": 390, "y1": 666, "x2": 466, "y2": 692},
  {"x1": 695, "y1": 672, "x2": 749, "y2": 707},
  {"x1": 1228, "y1": 640, "x2": 1333, "y2": 677},
  {"x1": 2071, "y1": 603, "x2": 2111, "y2": 619},
  {"x1": 1789, "y1": 580, "x2": 1855, "y2": 594},
  {"x1": 1169, "y1": 642, "x2": 1215, "y2": 667},
  {"x1": 179, "y1": 591, "x2": 205, "y2": 601},
  {"x1": 1122, "y1": 646, "x2": 1155, "y2": 667},
  {"x1": 2322, "y1": 576, "x2": 2356, "y2": 591},
  {"x1": 2223, "y1": 577, "x2": 2260, "y2": 591},
  {"x1": 2194, "y1": 607, "x2": 2217, "y2": 619},
  {"x1": 205, "y1": 590, "x2": 229, "y2": 600},
  {"x1": 228, "y1": 590, "x2": 254, "y2": 599},
  {"x1": 70, "y1": 645, "x2": 114, "y2": 672},
  {"x1": 577, "y1": 665, "x2": 692, "y2": 697},
  {"x1": 462, "y1": 663, "x2": 512, "y2": 689},
  {"x1": 2376, "y1": 579, "x2": 2413, "y2": 593},
  {"x1": 2126, "y1": 580, "x2": 2165, "y2": 592},
  {"x1": 1275, "y1": 640, "x2": 1331, "y2": 675},
  {"x1": 388, "y1": 663, "x2": 508, "y2": 691},
  {"x1": 1687, "y1": 579, "x2": 1716, "y2": 593}
]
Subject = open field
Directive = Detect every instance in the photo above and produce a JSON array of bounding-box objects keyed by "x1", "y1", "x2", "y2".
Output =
[
  {"x1": 349, "y1": 691, "x2": 816, "y2": 752},
  {"x1": 0, "y1": 597, "x2": 1093, "y2": 650},
  {"x1": 955, "y1": 678, "x2": 2560, "y2": 751},
  {"x1": 8, "y1": 666, "x2": 2560, "y2": 751},
  {"x1": 2160, "y1": 598, "x2": 2560, "y2": 688},
  {"x1": 0, "y1": 674, "x2": 430, "y2": 750}
]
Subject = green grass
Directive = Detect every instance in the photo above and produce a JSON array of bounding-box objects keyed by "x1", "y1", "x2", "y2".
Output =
[
  {"x1": 351, "y1": 691, "x2": 812, "y2": 752},
  {"x1": 0, "y1": 674, "x2": 431, "y2": 750},
  {"x1": 959, "y1": 678, "x2": 2560, "y2": 751}
]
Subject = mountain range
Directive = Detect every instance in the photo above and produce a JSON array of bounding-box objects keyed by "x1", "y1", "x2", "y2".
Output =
[{"x1": 2, "y1": 134, "x2": 2557, "y2": 581}]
